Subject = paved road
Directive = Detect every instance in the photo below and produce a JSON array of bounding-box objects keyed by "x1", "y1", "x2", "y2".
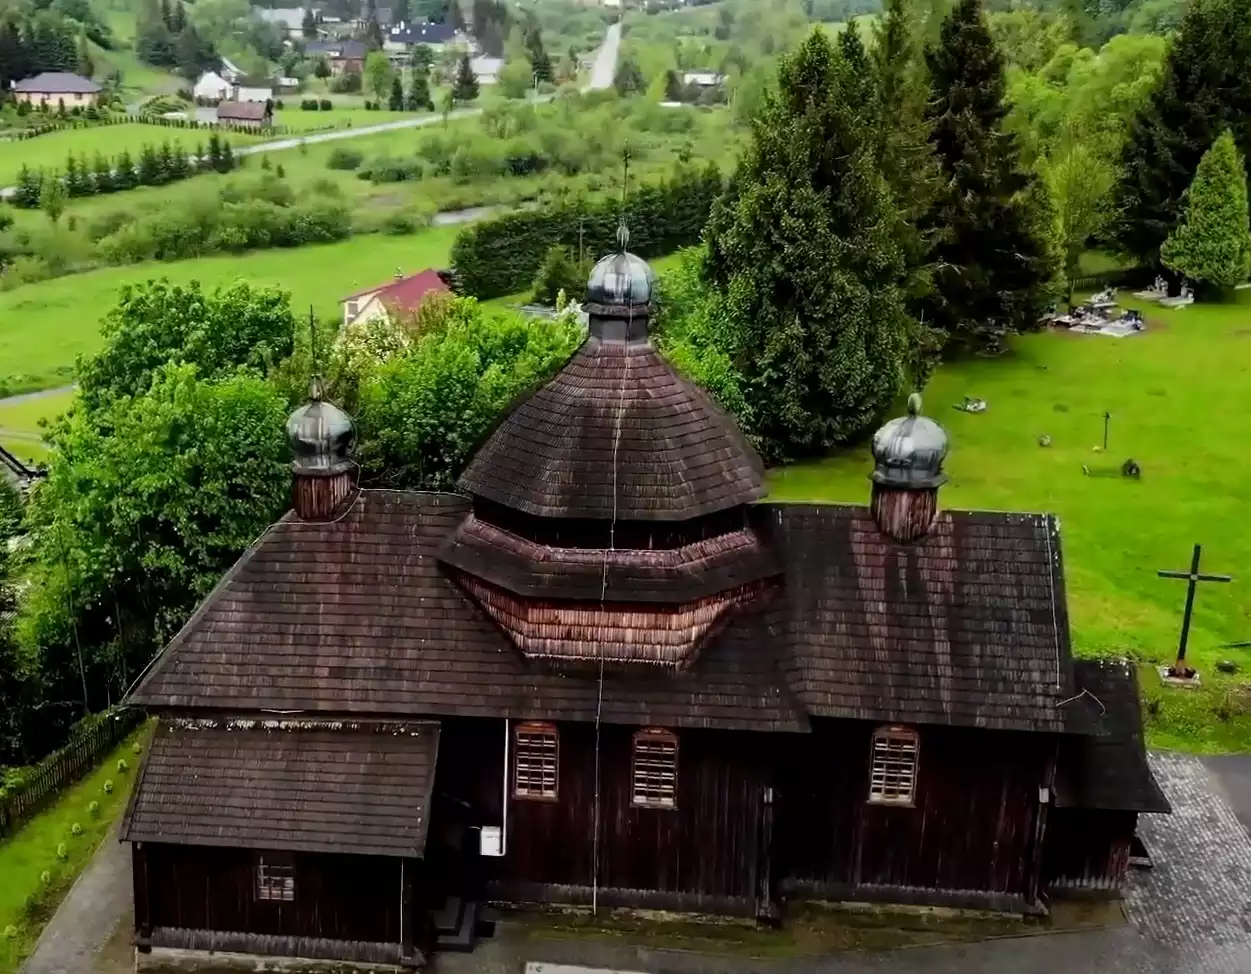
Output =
[
  {"x1": 0, "y1": 384, "x2": 74, "y2": 408},
  {"x1": 589, "y1": 21, "x2": 622, "y2": 91}
]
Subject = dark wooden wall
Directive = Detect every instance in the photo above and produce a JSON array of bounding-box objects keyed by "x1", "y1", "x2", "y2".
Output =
[
  {"x1": 137, "y1": 843, "x2": 416, "y2": 946},
  {"x1": 1042, "y1": 809, "x2": 1136, "y2": 896},
  {"x1": 433, "y1": 719, "x2": 769, "y2": 911},
  {"x1": 773, "y1": 720, "x2": 1052, "y2": 910}
]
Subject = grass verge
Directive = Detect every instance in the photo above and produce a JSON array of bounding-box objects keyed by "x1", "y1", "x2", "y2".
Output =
[{"x1": 0, "y1": 723, "x2": 149, "y2": 974}]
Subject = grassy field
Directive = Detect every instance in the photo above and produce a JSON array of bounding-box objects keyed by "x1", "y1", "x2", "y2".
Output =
[
  {"x1": 770, "y1": 294, "x2": 1251, "y2": 752},
  {"x1": 0, "y1": 389, "x2": 75, "y2": 464},
  {"x1": 0, "y1": 227, "x2": 461, "y2": 393},
  {"x1": 0, "y1": 123, "x2": 265, "y2": 185},
  {"x1": 0, "y1": 724, "x2": 148, "y2": 973},
  {"x1": 273, "y1": 107, "x2": 431, "y2": 133}
]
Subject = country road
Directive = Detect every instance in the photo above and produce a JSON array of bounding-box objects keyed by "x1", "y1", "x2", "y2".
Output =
[{"x1": 1, "y1": 20, "x2": 621, "y2": 196}]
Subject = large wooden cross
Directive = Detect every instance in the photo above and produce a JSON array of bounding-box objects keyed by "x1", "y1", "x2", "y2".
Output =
[{"x1": 1158, "y1": 544, "x2": 1232, "y2": 676}]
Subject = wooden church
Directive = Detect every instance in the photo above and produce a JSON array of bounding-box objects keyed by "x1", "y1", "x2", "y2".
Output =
[{"x1": 121, "y1": 238, "x2": 1169, "y2": 971}]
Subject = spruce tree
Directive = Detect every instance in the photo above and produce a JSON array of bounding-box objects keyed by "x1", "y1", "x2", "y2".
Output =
[
  {"x1": 1161, "y1": 131, "x2": 1251, "y2": 291},
  {"x1": 1113, "y1": 0, "x2": 1251, "y2": 265},
  {"x1": 93, "y1": 153, "x2": 114, "y2": 193},
  {"x1": 452, "y1": 53, "x2": 479, "y2": 102},
  {"x1": 206, "y1": 132, "x2": 221, "y2": 173},
  {"x1": 406, "y1": 70, "x2": 433, "y2": 111},
  {"x1": 156, "y1": 142, "x2": 175, "y2": 185},
  {"x1": 114, "y1": 150, "x2": 137, "y2": 190},
  {"x1": 922, "y1": 0, "x2": 1056, "y2": 355},
  {"x1": 388, "y1": 74, "x2": 404, "y2": 111},
  {"x1": 219, "y1": 139, "x2": 235, "y2": 173},
  {"x1": 705, "y1": 28, "x2": 914, "y2": 462},
  {"x1": 137, "y1": 143, "x2": 161, "y2": 185},
  {"x1": 168, "y1": 145, "x2": 190, "y2": 181},
  {"x1": 14, "y1": 165, "x2": 43, "y2": 209},
  {"x1": 873, "y1": 0, "x2": 941, "y2": 308}
]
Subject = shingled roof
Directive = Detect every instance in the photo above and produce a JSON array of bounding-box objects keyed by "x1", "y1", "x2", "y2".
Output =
[
  {"x1": 122, "y1": 720, "x2": 441, "y2": 856},
  {"x1": 457, "y1": 337, "x2": 767, "y2": 521},
  {"x1": 130, "y1": 491, "x2": 804, "y2": 733},
  {"x1": 130, "y1": 491, "x2": 1079, "y2": 734},
  {"x1": 1054, "y1": 659, "x2": 1170, "y2": 813}
]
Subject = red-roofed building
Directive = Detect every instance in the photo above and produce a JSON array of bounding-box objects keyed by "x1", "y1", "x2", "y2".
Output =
[{"x1": 340, "y1": 268, "x2": 451, "y2": 328}]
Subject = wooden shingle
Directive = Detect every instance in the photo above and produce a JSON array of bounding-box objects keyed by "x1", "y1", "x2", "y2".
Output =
[
  {"x1": 457, "y1": 337, "x2": 767, "y2": 521},
  {"x1": 121, "y1": 720, "x2": 441, "y2": 857}
]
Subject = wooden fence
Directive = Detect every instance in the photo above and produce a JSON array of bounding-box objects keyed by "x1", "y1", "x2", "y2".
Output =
[{"x1": 0, "y1": 706, "x2": 145, "y2": 840}]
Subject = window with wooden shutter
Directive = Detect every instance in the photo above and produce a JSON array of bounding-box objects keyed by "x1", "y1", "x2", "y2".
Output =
[
  {"x1": 868, "y1": 726, "x2": 919, "y2": 805},
  {"x1": 631, "y1": 728, "x2": 678, "y2": 809},
  {"x1": 255, "y1": 854, "x2": 295, "y2": 902},
  {"x1": 513, "y1": 722, "x2": 558, "y2": 800}
]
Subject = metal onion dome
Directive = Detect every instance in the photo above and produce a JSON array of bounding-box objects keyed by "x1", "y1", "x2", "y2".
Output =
[
  {"x1": 585, "y1": 222, "x2": 655, "y2": 309},
  {"x1": 286, "y1": 376, "x2": 355, "y2": 474},
  {"x1": 870, "y1": 393, "x2": 949, "y2": 489}
]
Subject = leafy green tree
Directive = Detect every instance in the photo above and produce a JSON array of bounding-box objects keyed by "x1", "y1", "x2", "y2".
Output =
[
  {"x1": 356, "y1": 297, "x2": 581, "y2": 488},
  {"x1": 531, "y1": 244, "x2": 591, "y2": 306},
  {"x1": 406, "y1": 69, "x2": 434, "y2": 111},
  {"x1": 1161, "y1": 131, "x2": 1251, "y2": 290},
  {"x1": 78, "y1": 279, "x2": 296, "y2": 411},
  {"x1": 411, "y1": 44, "x2": 434, "y2": 71},
  {"x1": 364, "y1": 50, "x2": 393, "y2": 102},
  {"x1": 499, "y1": 56, "x2": 533, "y2": 99},
  {"x1": 19, "y1": 364, "x2": 291, "y2": 706},
  {"x1": 302, "y1": 7, "x2": 318, "y2": 39},
  {"x1": 705, "y1": 28, "x2": 914, "y2": 462},
  {"x1": 922, "y1": 0, "x2": 1057, "y2": 354},
  {"x1": 314, "y1": 56, "x2": 331, "y2": 79},
  {"x1": 40, "y1": 176, "x2": 67, "y2": 225},
  {"x1": 1045, "y1": 131, "x2": 1115, "y2": 303},
  {"x1": 452, "y1": 52, "x2": 480, "y2": 102},
  {"x1": 1113, "y1": 0, "x2": 1251, "y2": 264}
]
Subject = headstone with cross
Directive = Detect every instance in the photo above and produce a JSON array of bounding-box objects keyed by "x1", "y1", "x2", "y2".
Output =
[{"x1": 1157, "y1": 544, "x2": 1232, "y2": 680}]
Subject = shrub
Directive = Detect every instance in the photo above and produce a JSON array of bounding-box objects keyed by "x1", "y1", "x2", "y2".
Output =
[
  {"x1": 70, "y1": 822, "x2": 83, "y2": 836},
  {"x1": 3, "y1": 925, "x2": 16, "y2": 939},
  {"x1": 326, "y1": 147, "x2": 364, "y2": 170},
  {"x1": 300, "y1": 99, "x2": 318, "y2": 110},
  {"x1": 319, "y1": 99, "x2": 332, "y2": 111},
  {"x1": 117, "y1": 758, "x2": 129, "y2": 773},
  {"x1": 361, "y1": 156, "x2": 423, "y2": 183},
  {"x1": 103, "y1": 779, "x2": 114, "y2": 794},
  {"x1": 88, "y1": 800, "x2": 100, "y2": 817},
  {"x1": 452, "y1": 163, "x2": 723, "y2": 299},
  {"x1": 55, "y1": 843, "x2": 68, "y2": 860},
  {"x1": 532, "y1": 244, "x2": 591, "y2": 306},
  {"x1": 132, "y1": 741, "x2": 142, "y2": 753},
  {"x1": 380, "y1": 206, "x2": 433, "y2": 235},
  {"x1": 39, "y1": 871, "x2": 51, "y2": 885}
]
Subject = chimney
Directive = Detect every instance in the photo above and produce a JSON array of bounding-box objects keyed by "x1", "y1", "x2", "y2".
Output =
[
  {"x1": 869, "y1": 394, "x2": 948, "y2": 543},
  {"x1": 286, "y1": 377, "x2": 358, "y2": 521}
]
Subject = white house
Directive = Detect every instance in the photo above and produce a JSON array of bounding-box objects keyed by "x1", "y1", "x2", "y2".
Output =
[
  {"x1": 234, "y1": 85, "x2": 275, "y2": 103},
  {"x1": 193, "y1": 70, "x2": 231, "y2": 101},
  {"x1": 219, "y1": 57, "x2": 245, "y2": 82},
  {"x1": 258, "y1": 7, "x2": 310, "y2": 37},
  {"x1": 682, "y1": 71, "x2": 725, "y2": 88},
  {"x1": 470, "y1": 56, "x2": 504, "y2": 85}
]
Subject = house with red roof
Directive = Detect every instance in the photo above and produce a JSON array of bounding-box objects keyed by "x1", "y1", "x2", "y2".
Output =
[{"x1": 340, "y1": 268, "x2": 452, "y2": 329}]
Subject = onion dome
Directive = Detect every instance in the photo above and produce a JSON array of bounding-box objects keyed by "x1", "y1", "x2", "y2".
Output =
[
  {"x1": 584, "y1": 223, "x2": 655, "y2": 342},
  {"x1": 870, "y1": 393, "x2": 948, "y2": 490},
  {"x1": 286, "y1": 376, "x2": 355, "y2": 474}
]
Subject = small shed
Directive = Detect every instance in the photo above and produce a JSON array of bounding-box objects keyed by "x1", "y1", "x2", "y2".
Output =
[{"x1": 216, "y1": 100, "x2": 273, "y2": 130}]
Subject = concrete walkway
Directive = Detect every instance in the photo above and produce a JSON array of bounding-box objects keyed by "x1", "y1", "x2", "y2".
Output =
[{"x1": 20, "y1": 824, "x2": 131, "y2": 974}]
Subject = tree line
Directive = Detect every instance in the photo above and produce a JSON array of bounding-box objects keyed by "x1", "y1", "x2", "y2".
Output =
[{"x1": 0, "y1": 9, "x2": 98, "y2": 89}]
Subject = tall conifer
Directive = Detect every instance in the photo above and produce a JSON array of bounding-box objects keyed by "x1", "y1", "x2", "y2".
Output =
[
  {"x1": 705, "y1": 28, "x2": 913, "y2": 462},
  {"x1": 922, "y1": 0, "x2": 1056, "y2": 355},
  {"x1": 1113, "y1": 0, "x2": 1251, "y2": 264}
]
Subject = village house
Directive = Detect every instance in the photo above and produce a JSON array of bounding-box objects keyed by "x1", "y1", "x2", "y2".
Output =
[
  {"x1": 12, "y1": 72, "x2": 101, "y2": 108},
  {"x1": 232, "y1": 82, "x2": 275, "y2": 103},
  {"x1": 122, "y1": 238, "x2": 1168, "y2": 971},
  {"x1": 384, "y1": 21, "x2": 459, "y2": 53},
  {"x1": 304, "y1": 37, "x2": 368, "y2": 74},
  {"x1": 192, "y1": 70, "x2": 231, "y2": 102},
  {"x1": 340, "y1": 268, "x2": 452, "y2": 328},
  {"x1": 215, "y1": 100, "x2": 273, "y2": 130},
  {"x1": 470, "y1": 55, "x2": 504, "y2": 85},
  {"x1": 257, "y1": 6, "x2": 312, "y2": 38}
]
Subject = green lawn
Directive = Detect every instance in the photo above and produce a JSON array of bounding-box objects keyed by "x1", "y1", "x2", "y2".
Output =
[
  {"x1": 0, "y1": 226, "x2": 461, "y2": 393},
  {"x1": 0, "y1": 724, "x2": 148, "y2": 973},
  {"x1": 274, "y1": 107, "x2": 431, "y2": 133},
  {"x1": 769, "y1": 294, "x2": 1251, "y2": 752},
  {"x1": 0, "y1": 123, "x2": 265, "y2": 185},
  {"x1": 0, "y1": 389, "x2": 75, "y2": 465}
]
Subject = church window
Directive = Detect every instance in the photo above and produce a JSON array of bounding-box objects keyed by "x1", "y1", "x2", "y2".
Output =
[
  {"x1": 631, "y1": 728, "x2": 678, "y2": 809},
  {"x1": 868, "y1": 726, "x2": 919, "y2": 805},
  {"x1": 513, "y1": 722, "x2": 559, "y2": 800},
  {"x1": 255, "y1": 854, "x2": 295, "y2": 902}
]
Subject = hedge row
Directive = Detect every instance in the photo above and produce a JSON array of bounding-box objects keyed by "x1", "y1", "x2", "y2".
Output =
[{"x1": 450, "y1": 163, "x2": 723, "y2": 299}]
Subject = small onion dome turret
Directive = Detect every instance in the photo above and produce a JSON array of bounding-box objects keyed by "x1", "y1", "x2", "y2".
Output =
[
  {"x1": 585, "y1": 223, "x2": 655, "y2": 313},
  {"x1": 871, "y1": 393, "x2": 948, "y2": 490},
  {"x1": 287, "y1": 376, "x2": 355, "y2": 474}
]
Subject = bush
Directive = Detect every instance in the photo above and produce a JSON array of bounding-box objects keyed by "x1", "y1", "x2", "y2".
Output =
[
  {"x1": 532, "y1": 244, "x2": 592, "y2": 306},
  {"x1": 55, "y1": 843, "x2": 68, "y2": 860},
  {"x1": 88, "y1": 800, "x2": 100, "y2": 817},
  {"x1": 132, "y1": 741, "x2": 142, "y2": 753},
  {"x1": 117, "y1": 758, "x2": 129, "y2": 773},
  {"x1": 319, "y1": 99, "x2": 332, "y2": 111},
  {"x1": 70, "y1": 822, "x2": 83, "y2": 836},
  {"x1": 327, "y1": 147, "x2": 363, "y2": 170},
  {"x1": 452, "y1": 163, "x2": 723, "y2": 299},
  {"x1": 102, "y1": 779, "x2": 114, "y2": 794},
  {"x1": 361, "y1": 156, "x2": 424, "y2": 184},
  {"x1": 39, "y1": 871, "x2": 51, "y2": 885},
  {"x1": 380, "y1": 206, "x2": 433, "y2": 235},
  {"x1": 2, "y1": 925, "x2": 16, "y2": 939},
  {"x1": 330, "y1": 71, "x2": 362, "y2": 94},
  {"x1": 300, "y1": 99, "x2": 319, "y2": 110}
]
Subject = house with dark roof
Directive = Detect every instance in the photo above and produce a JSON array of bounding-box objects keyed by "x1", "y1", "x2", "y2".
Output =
[
  {"x1": 340, "y1": 268, "x2": 452, "y2": 328},
  {"x1": 12, "y1": 72, "x2": 101, "y2": 108},
  {"x1": 121, "y1": 238, "x2": 1168, "y2": 970},
  {"x1": 303, "y1": 37, "x2": 368, "y2": 74},
  {"x1": 384, "y1": 20, "x2": 458, "y2": 51},
  {"x1": 215, "y1": 100, "x2": 273, "y2": 129}
]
